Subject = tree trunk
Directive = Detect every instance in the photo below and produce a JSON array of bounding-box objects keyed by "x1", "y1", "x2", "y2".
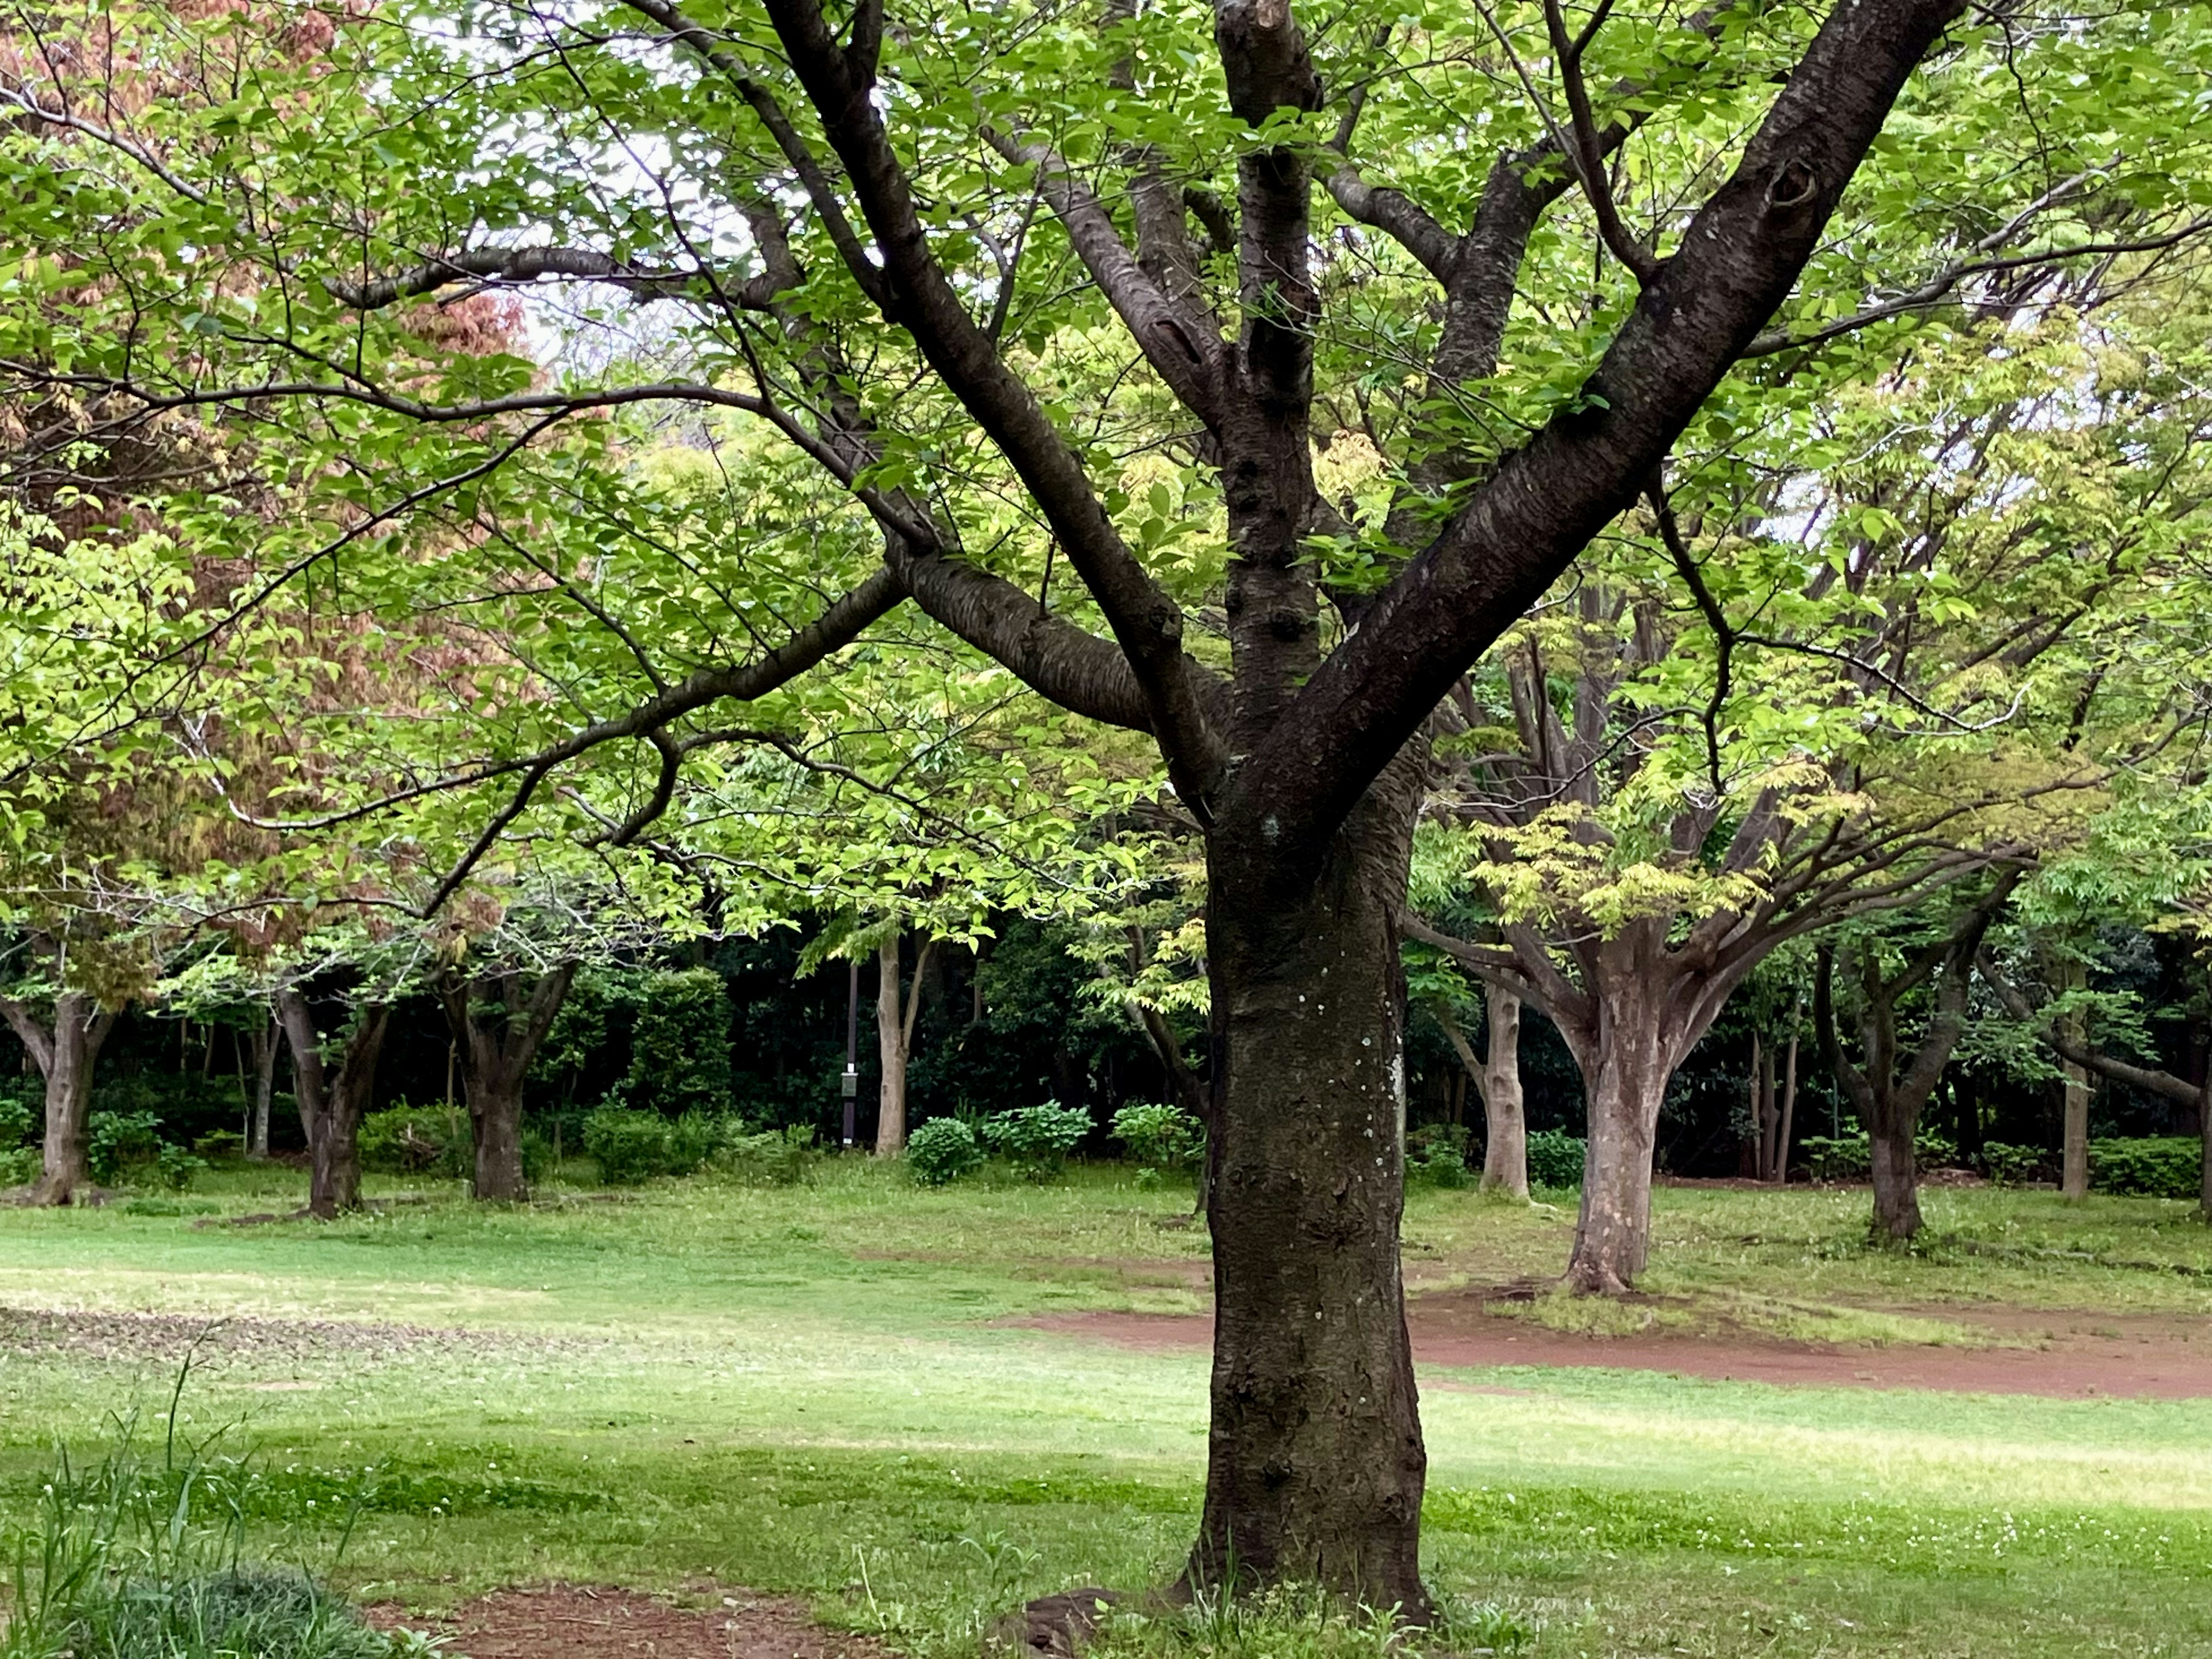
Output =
[
  {"x1": 469, "y1": 1081, "x2": 528, "y2": 1201},
  {"x1": 876, "y1": 932, "x2": 909, "y2": 1156},
  {"x1": 1774, "y1": 1033, "x2": 1798, "y2": 1184},
  {"x1": 2061, "y1": 1048, "x2": 2091, "y2": 1202},
  {"x1": 1867, "y1": 1103, "x2": 1921, "y2": 1240},
  {"x1": 276, "y1": 990, "x2": 389, "y2": 1218},
  {"x1": 1476, "y1": 986, "x2": 1526, "y2": 1200},
  {"x1": 1, "y1": 991, "x2": 118, "y2": 1206},
  {"x1": 249, "y1": 1014, "x2": 277, "y2": 1158},
  {"x1": 442, "y1": 963, "x2": 576, "y2": 1201},
  {"x1": 1194, "y1": 792, "x2": 1426, "y2": 1614},
  {"x1": 1565, "y1": 1016, "x2": 1672, "y2": 1295},
  {"x1": 2200, "y1": 1084, "x2": 2211, "y2": 1219}
]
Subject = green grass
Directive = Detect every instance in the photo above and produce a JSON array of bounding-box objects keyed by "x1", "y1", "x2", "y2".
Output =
[{"x1": 2, "y1": 1162, "x2": 2210, "y2": 1657}]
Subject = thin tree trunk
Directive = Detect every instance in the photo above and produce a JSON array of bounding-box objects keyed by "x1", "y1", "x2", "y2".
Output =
[
  {"x1": 2061, "y1": 1044, "x2": 2091, "y2": 1200},
  {"x1": 1749, "y1": 1031, "x2": 1768, "y2": 1181},
  {"x1": 249, "y1": 1014, "x2": 277, "y2": 1158},
  {"x1": 1476, "y1": 987, "x2": 1526, "y2": 1199},
  {"x1": 1194, "y1": 790, "x2": 1426, "y2": 1613},
  {"x1": 876, "y1": 931, "x2": 908, "y2": 1156},
  {"x1": 1775, "y1": 1032, "x2": 1798, "y2": 1185}
]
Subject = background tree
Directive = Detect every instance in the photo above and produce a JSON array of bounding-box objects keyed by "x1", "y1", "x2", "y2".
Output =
[{"x1": 15, "y1": 0, "x2": 2212, "y2": 1603}]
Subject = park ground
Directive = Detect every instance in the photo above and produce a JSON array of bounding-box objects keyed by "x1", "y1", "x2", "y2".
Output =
[{"x1": 2, "y1": 1166, "x2": 2210, "y2": 1658}]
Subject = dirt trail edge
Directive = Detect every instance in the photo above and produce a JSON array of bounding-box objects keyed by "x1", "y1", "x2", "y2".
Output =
[
  {"x1": 1020, "y1": 1294, "x2": 2212, "y2": 1399},
  {"x1": 368, "y1": 1585, "x2": 897, "y2": 1659}
]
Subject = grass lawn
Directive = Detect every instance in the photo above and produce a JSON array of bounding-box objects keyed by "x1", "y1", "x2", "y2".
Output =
[{"x1": 2, "y1": 1162, "x2": 2209, "y2": 1657}]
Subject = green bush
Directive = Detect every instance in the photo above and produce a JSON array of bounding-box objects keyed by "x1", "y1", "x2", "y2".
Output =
[
  {"x1": 1407, "y1": 1123, "x2": 1471, "y2": 1188},
  {"x1": 2090, "y1": 1136, "x2": 2202, "y2": 1199},
  {"x1": 980, "y1": 1100, "x2": 1091, "y2": 1179},
  {"x1": 1981, "y1": 1142, "x2": 2053, "y2": 1185},
  {"x1": 87, "y1": 1109, "x2": 167, "y2": 1185},
  {"x1": 1800, "y1": 1129, "x2": 1960, "y2": 1183},
  {"x1": 193, "y1": 1129, "x2": 247, "y2": 1161},
  {"x1": 666, "y1": 1110, "x2": 729, "y2": 1176},
  {"x1": 1524, "y1": 1128, "x2": 1586, "y2": 1189},
  {"x1": 907, "y1": 1116, "x2": 984, "y2": 1185},
  {"x1": 357, "y1": 1105, "x2": 467, "y2": 1176},
  {"x1": 0, "y1": 1078, "x2": 36, "y2": 1146},
  {"x1": 156, "y1": 1143, "x2": 207, "y2": 1192},
  {"x1": 715, "y1": 1123, "x2": 818, "y2": 1185},
  {"x1": 0, "y1": 1144, "x2": 40, "y2": 1187},
  {"x1": 581, "y1": 1106, "x2": 676, "y2": 1184},
  {"x1": 1111, "y1": 1102, "x2": 1204, "y2": 1169},
  {"x1": 624, "y1": 967, "x2": 734, "y2": 1118}
]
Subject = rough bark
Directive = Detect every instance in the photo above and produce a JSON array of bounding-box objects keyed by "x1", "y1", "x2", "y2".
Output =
[
  {"x1": 0, "y1": 991, "x2": 118, "y2": 1205},
  {"x1": 275, "y1": 988, "x2": 392, "y2": 1218},
  {"x1": 1562, "y1": 962, "x2": 1679, "y2": 1295},
  {"x1": 1195, "y1": 782, "x2": 1426, "y2": 1615},
  {"x1": 439, "y1": 963, "x2": 578, "y2": 1201},
  {"x1": 874, "y1": 931, "x2": 931, "y2": 1156}
]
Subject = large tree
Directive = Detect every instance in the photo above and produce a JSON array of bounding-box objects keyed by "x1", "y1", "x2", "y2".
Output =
[{"x1": 14, "y1": 0, "x2": 2212, "y2": 1606}]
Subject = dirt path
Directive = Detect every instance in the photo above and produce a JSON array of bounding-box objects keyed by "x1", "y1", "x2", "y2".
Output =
[
  {"x1": 1022, "y1": 1294, "x2": 2212, "y2": 1398},
  {"x1": 370, "y1": 1585, "x2": 895, "y2": 1659}
]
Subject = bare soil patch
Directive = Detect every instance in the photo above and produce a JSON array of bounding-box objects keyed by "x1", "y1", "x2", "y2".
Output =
[
  {"x1": 1021, "y1": 1292, "x2": 2212, "y2": 1398},
  {"x1": 369, "y1": 1584, "x2": 898, "y2": 1659},
  {"x1": 0, "y1": 1305, "x2": 582, "y2": 1369}
]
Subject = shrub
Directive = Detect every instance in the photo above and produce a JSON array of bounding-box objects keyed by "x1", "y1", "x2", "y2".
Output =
[
  {"x1": 1981, "y1": 1142, "x2": 2054, "y2": 1186},
  {"x1": 980, "y1": 1101, "x2": 1091, "y2": 1179},
  {"x1": 0, "y1": 1144, "x2": 40, "y2": 1187},
  {"x1": 1524, "y1": 1128, "x2": 1586, "y2": 1189},
  {"x1": 1111, "y1": 1102, "x2": 1204, "y2": 1170},
  {"x1": 581, "y1": 1105, "x2": 676, "y2": 1184},
  {"x1": 194, "y1": 1129, "x2": 247, "y2": 1161},
  {"x1": 716, "y1": 1123, "x2": 818, "y2": 1185},
  {"x1": 88, "y1": 1109, "x2": 167, "y2": 1184},
  {"x1": 156, "y1": 1143, "x2": 208, "y2": 1192},
  {"x1": 1801, "y1": 1129, "x2": 1964, "y2": 1183},
  {"x1": 357, "y1": 1105, "x2": 467, "y2": 1176},
  {"x1": 624, "y1": 967, "x2": 734, "y2": 1118},
  {"x1": 2090, "y1": 1136, "x2": 2202, "y2": 1200},
  {"x1": 0, "y1": 1078, "x2": 36, "y2": 1146},
  {"x1": 907, "y1": 1116, "x2": 984, "y2": 1185},
  {"x1": 1407, "y1": 1123, "x2": 1471, "y2": 1188}
]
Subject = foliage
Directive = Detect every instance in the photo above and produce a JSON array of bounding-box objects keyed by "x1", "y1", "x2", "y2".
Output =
[
  {"x1": 1982, "y1": 1143, "x2": 2056, "y2": 1187},
  {"x1": 622, "y1": 969, "x2": 734, "y2": 1120},
  {"x1": 85, "y1": 1112, "x2": 166, "y2": 1187},
  {"x1": 1524, "y1": 1130, "x2": 1586, "y2": 1191},
  {"x1": 1405, "y1": 1124, "x2": 1471, "y2": 1189},
  {"x1": 0, "y1": 1081, "x2": 34, "y2": 1146},
  {"x1": 711, "y1": 1124, "x2": 820, "y2": 1187},
  {"x1": 0, "y1": 1429, "x2": 395, "y2": 1659},
  {"x1": 2090, "y1": 1137, "x2": 2202, "y2": 1200},
  {"x1": 191, "y1": 1131, "x2": 246, "y2": 1162},
  {"x1": 979, "y1": 1103, "x2": 1092, "y2": 1180},
  {"x1": 1799, "y1": 1131, "x2": 1963, "y2": 1184},
  {"x1": 905, "y1": 1117, "x2": 984, "y2": 1187},
  {"x1": 357, "y1": 1107, "x2": 469, "y2": 1177},
  {"x1": 578, "y1": 1105, "x2": 731, "y2": 1184},
  {"x1": 1109, "y1": 1104, "x2": 1204, "y2": 1172},
  {"x1": 0, "y1": 1146, "x2": 39, "y2": 1187}
]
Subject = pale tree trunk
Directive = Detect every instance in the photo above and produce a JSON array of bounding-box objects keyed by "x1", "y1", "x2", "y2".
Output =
[
  {"x1": 1774, "y1": 1031, "x2": 1799, "y2": 1184},
  {"x1": 275, "y1": 989, "x2": 391, "y2": 1218},
  {"x1": 0, "y1": 991, "x2": 118, "y2": 1206},
  {"x1": 1194, "y1": 785, "x2": 1426, "y2": 1613},
  {"x1": 874, "y1": 931, "x2": 932, "y2": 1156},
  {"x1": 1749, "y1": 1031, "x2": 1770, "y2": 1180},
  {"x1": 1438, "y1": 988, "x2": 1525, "y2": 1199},
  {"x1": 2054, "y1": 957, "x2": 2091, "y2": 1200},
  {"x1": 441, "y1": 963, "x2": 577, "y2": 1201},
  {"x1": 249, "y1": 1013, "x2": 278, "y2": 1158}
]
